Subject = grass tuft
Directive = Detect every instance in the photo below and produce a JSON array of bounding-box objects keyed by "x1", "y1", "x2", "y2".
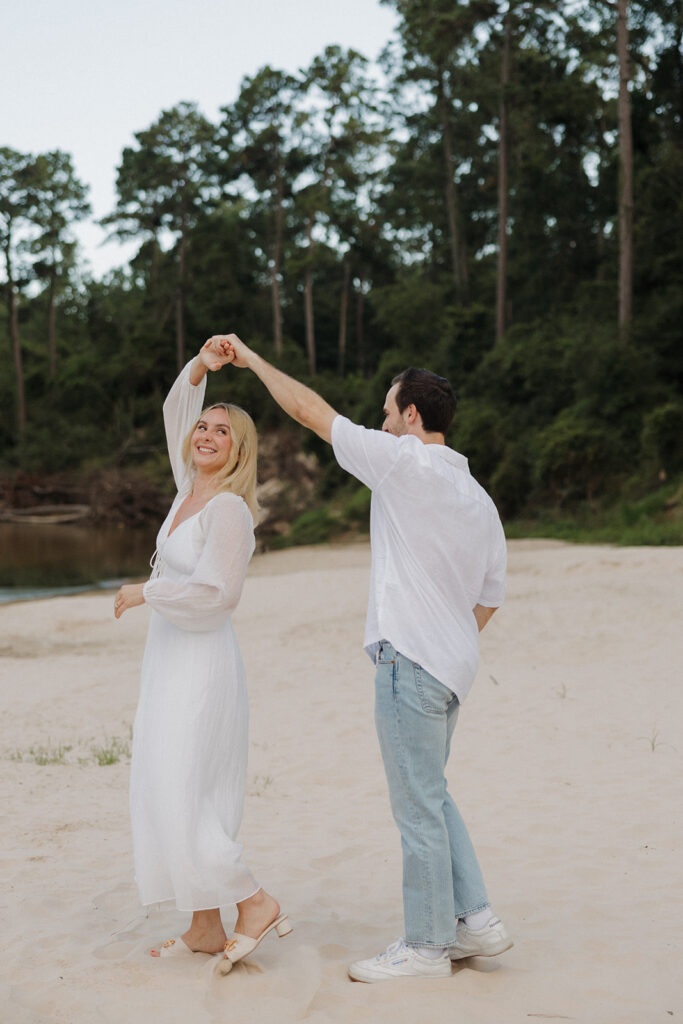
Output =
[
  {"x1": 10, "y1": 742, "x2": 72, "y2": 765},
  {"x1": 90, "y1": 734, "x2": 131, "y2": 766},
  {"x1": 249, "y1": 774, "x2": 274, "y2": 796},
  {"x1": 7, "y1": 727, "x2": 132, "y2": 766}
]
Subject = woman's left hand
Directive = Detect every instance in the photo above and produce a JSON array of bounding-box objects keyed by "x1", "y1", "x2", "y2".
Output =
[{"x1": 114, "y1": 583, "x2": 146, "y2": 619}]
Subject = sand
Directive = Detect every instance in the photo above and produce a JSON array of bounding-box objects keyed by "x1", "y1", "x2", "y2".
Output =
[{"x1": 0, "y1": 539, "x2": 680, "y2": 1024}]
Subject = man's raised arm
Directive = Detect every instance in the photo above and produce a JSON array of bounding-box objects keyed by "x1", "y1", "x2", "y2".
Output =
[{"x1": 209, "y1": 334, "x2": 337, "y2": 443}]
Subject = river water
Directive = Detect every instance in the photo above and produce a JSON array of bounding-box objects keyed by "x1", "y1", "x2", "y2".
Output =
[{"x1": 0, "y1": 522, "x2": 158, "y2": 603}]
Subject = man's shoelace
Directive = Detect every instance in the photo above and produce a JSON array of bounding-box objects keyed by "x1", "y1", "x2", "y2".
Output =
[{"x1": 376, "y1": 938, "x2": 406, "y2": 961}]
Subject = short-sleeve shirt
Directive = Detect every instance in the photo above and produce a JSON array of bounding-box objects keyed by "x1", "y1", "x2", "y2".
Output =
[{"x1": 331, "y1": 415, "x2": 506, "y2": 701}]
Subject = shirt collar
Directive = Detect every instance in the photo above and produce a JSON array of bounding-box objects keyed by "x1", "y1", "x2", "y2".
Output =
[{"x1": 426, "y1": 444, "x2": 470, "y2": 474}]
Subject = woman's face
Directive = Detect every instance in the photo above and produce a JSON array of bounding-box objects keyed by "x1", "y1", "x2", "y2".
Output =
[{"x1": 191, "y1": 408, "x2": 232, "y2": 472}]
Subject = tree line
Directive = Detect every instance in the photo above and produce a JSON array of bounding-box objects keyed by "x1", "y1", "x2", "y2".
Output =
[{"x1": 1, "y1": 0, "x2": 681, "y2": 524}]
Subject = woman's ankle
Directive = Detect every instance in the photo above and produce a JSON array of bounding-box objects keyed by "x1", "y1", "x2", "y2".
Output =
[
  {"x1": 186, "y1": 908, "x2": 225, "y2": 936},
  {"x1": 234, "y1": 889, "x2": 280, "y2": 935},
  {"x1": 238, "y1": 888, "x2": 277, "y2": 911}
]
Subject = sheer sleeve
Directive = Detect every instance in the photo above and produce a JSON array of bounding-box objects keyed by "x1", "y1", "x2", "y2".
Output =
[
  {"x1": 142, "y1": 494, "x2": 255, "y2": 631},
  {"x1": 163, "y1": 360, "x2": 207, "y2": 491}
]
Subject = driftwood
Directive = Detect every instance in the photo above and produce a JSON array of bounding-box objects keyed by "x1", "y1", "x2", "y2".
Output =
[{"x1": 0, "y1": 504, "x2": 91, "y2": 525}]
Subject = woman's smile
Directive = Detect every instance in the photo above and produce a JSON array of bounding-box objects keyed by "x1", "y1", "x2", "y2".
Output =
[{"x1": 191, "y1": 409, "x2": 232, "y2": 469}]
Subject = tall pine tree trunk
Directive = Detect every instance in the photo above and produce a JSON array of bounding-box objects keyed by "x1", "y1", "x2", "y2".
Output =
[
  {"x1": 9, "y1": 285, "x2": 25, "y2": 435},
  {"x1": 355, "y1": 278, "x2": 365, "y2": 375},
  {"x1": 151, "y1": 235, "x2": 160, "y2": 289},
  {"x1": 596, "y1": 114, "x2": 608, "y2": 283},
  {"x1": 3, "y1": 237, "x2": 26, "y2": 435},
  {"x1": 617, "y1": 0, "x2": 633, "y2": 332},
  {"x1": 437, "y1": 69, "x2": 468, "y2": 301},
  {"x1": 496, "y1": 8, "x2": 512, "y2": 345},
  {"x1": 176, "y1": 214, "x2": 187, "y2": 373},
  {"x1": 338, "y1": 259, "x2": 350, "y2": 375},
  {"x1": 271, "y1": 161, "x2": 284, "y2": 356},
  {"x1": 48, "y1": 269, "x2": 57, "y2": 383},
  {"x1": 304, "y1": 215, "x2": 316, "y2": 375}
]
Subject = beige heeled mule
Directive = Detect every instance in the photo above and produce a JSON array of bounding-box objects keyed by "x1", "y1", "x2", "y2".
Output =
[
  {"x1": 153, "y1": 936, "x2": 217, "y2": 959},
  {"x1": 215, "y1": 914, "x2": 293, "y2": 975}
]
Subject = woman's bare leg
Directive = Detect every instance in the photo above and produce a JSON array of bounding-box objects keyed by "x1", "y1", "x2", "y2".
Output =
[{"x1": 233, "y1": 889, "x2": 281, "y2": 938}]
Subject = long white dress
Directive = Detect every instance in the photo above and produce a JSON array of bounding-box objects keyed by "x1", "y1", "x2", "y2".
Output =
[{"x1": 129, "y1": 361, "x2": 259, "y2": 911}]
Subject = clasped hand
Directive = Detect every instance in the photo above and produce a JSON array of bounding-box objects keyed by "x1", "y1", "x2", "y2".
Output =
[
  {"x1": 203, "y1": 333, "x2": 250, "y2": 369},
  {"x1": 198, "y1": 336, "x2": 234, "y2": 372}
]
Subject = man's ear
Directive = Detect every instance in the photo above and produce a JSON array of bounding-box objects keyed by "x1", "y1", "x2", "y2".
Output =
[{"x1": 404, "y1": 403, "x2": 420, "y2": 425}]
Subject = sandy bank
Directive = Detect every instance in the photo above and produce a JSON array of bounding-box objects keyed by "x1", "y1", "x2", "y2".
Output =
[{"x1": 1, "y1": 540, "x2": 680, "y2": 1023}]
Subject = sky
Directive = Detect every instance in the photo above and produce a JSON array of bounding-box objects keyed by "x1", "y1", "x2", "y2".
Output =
[{"x1": 2, "y1": 0, "x2": 398, "y2": 278}]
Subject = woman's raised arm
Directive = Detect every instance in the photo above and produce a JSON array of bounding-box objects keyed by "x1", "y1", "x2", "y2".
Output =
[{"x1": 163, "y1": 341, "x2": 233, "y2": 491}]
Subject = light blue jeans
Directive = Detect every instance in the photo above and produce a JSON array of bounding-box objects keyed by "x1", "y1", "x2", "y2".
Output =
[{"x1": 374, "y1": 640, "x2": 489, "y2": 947}]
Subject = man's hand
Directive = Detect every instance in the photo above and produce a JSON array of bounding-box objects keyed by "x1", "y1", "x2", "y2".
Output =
[
  {"x1": 207, "y1": 334, "x2": 250, "y2": 369},
  {"x1": 114, "y1": 583, "x2": 146, "y2": 619}
]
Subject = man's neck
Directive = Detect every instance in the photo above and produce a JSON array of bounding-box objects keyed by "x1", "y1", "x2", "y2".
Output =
[{"x1": 408, "y1": 427, "x2": 445, "y2": 446}]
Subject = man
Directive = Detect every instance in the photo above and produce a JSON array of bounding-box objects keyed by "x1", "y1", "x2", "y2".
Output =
[{"x1": 212, "y1": 334, "x2": 512, "y2": 983}]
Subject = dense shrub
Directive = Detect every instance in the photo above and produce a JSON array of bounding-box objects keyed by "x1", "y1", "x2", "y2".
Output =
[{"x1": 640, "y1": 401, "x2": 683, "y2": 476}]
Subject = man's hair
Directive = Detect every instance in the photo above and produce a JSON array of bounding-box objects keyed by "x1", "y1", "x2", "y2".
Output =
[{"x1": 391, "y1": 367, "x2": 457, "y2": 435}]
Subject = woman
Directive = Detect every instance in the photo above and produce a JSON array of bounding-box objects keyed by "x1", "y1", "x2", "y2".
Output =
[{"x1": 115, "y1": 338, "x2": 291, "y2": 971}]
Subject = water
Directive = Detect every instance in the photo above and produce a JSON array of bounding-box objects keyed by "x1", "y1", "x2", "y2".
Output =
[{"x1": 0, "y1": 522, "x2": 158, "y2": 603}]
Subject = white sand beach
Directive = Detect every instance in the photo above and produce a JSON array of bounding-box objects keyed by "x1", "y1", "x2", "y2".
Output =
[{"x1": 1, "y1": 539, "x2": 681, "y2": 1024}]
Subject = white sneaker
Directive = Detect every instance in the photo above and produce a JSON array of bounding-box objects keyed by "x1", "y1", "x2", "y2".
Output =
[
  {"x1": 348, "y1": 938, "x2": 452, "y2": 983},
  {"x1": 449, "y1": 917, "x2": 513, "y2": 960}
]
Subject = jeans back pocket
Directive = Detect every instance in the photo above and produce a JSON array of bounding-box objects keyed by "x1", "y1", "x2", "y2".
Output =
[{"x1": 413, "y1": 663, "x2": 457, "y2": 715}]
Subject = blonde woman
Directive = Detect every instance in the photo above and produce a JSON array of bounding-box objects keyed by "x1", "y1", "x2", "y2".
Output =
[{"x1": 115, "y1": 340, "x2": 291, "y2": 970}]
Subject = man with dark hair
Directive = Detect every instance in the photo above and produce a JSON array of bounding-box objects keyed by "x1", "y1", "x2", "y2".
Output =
[
  {"x1": 212, "y1": 334, "x2": 512, "y2": 983},
  {"x1": 391, "y1": 367, "x2": 457, "y2": 436}
]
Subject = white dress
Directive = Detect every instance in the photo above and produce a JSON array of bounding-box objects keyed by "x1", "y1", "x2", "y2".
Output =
[{"x1": 129, "y1": 361, "x2": 259, "y2": 911}]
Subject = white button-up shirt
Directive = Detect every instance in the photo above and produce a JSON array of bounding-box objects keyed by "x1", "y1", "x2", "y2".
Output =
[{"x1": 331, "y1": 415, "x2": 507, "y2": 701}]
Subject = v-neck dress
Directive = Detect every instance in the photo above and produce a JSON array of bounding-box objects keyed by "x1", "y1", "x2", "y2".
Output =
[{"x1": 129, "y1": 361, "x2": 259, "y2": 911}]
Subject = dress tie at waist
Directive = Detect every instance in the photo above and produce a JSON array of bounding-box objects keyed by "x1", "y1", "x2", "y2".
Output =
[{"x1": 149, "y1": 548, "x2": 164, "y2": 579}]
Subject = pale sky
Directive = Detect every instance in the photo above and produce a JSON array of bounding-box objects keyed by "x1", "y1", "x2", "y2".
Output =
[{"x1": 2, "y1": 0, "x2": 398, "y2": 278}]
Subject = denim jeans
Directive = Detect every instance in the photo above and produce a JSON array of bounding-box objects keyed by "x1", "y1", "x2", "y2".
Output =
[{"x1": 374, "y1": 640, "x2": 489, "y2": 947}]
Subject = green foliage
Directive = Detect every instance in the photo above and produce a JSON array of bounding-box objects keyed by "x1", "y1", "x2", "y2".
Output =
[
  {"x1": 450, "y1": 399, "x2": 505, "y2": 484},
  {"x1": 505, "y1": 475, "x2": 683, "y2": 546},
  {"x1": 105, "y1": 102, "x2": 217, "y2": 242},
  {"x1": 534, "y1": 406, "x2": 623, "y2": 506},
  {"x1": 271, "y1": 506, "x2": 340, "y2": 548},
  {"x1": 372, "y1": 276, "x2": 451, "y2": 353},
  {"x1": 0, "y1": 7, "x2": 681, "y2": 542},
  {"x1": 489, "y1": 439, "x2": 533, "y2": 519},
  {"x1": 640, "y1": 402, "x2": 683, "y2": 476},
  {"x1": 342, "y1": 485, "x2": 371, "y2": 527}
]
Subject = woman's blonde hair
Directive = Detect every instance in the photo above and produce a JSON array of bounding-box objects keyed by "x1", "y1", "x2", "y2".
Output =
[{"x1": 181, "y1": 403, "x2": 260, "y2": 522}]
